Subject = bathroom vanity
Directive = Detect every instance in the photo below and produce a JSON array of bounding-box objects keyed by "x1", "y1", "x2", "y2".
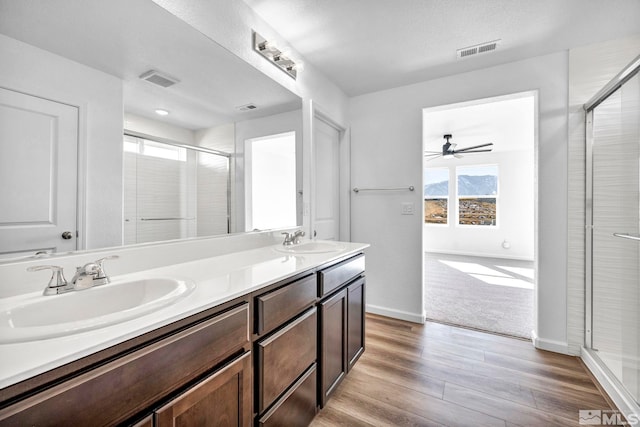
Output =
[{"x1": 0, "y1": 241, "x2": 367, "y2": 426}]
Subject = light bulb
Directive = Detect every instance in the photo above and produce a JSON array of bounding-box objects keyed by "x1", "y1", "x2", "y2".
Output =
[{"x1": 155, "y1": 109, "x2": 169, "y2": 116}]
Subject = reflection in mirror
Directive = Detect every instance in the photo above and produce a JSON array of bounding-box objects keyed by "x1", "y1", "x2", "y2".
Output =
[
  {"x1": 0, "y1": 0, "x2": 302, "y2": 260},
  {"x1": 245, "y1": 132, "x2": 297, "y2": 231},
  {"x1": 123, "y1": 134, "x2": 231, "y2": 245}
]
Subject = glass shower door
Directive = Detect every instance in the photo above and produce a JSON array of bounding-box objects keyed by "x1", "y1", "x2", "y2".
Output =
[{"x1": 590, "y1": 71, "x2": 640, "y2": 403}]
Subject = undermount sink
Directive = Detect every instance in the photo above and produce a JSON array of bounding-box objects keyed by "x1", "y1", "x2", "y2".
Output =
[
  {"x1": 274, "y1": 241, "x2": 345, "y2": 254},
  {"x1": 0, "y1": 278, "x2": 196, "y2": 343}
]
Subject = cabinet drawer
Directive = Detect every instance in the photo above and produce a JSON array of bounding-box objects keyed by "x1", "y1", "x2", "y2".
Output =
[
  {"x1": 0, "y1": 304, "x2": 250, "y2": 427},
  {"x1": 256, "y1": 274, "x2": 316, "y2": 335},
  {"x1": 257, "y1": 307, "x2": 317, "y2": 413},
  {"x1": 258, "y1": 364, "x2": 317, "y2": 427},
  {"x1": 155, "y1": 352, "x2": 252, "y2": 427},
  {"x1": 318, "y1": 254, "x2": 365, "y2": 297}
]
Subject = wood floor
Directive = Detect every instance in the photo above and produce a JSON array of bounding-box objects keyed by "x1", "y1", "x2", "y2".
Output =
[{"x1": 311, "y1": 314, "x2": 616, "y2": 427}]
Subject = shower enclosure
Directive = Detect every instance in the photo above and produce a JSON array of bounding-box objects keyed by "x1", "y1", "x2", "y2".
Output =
[
  {"x1": 586, "y1": 55, "x2": 640, "y2": 412},
  {"x1": 123, "y1": 134, "x2": 231, "y2": 245}
]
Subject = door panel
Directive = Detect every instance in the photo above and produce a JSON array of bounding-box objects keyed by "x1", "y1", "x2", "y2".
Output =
[
  {"x1": 0, "y1": 88, "x2": 78, "y2": 257},
  {"x1": 591, "y1": 73, "x2": 640, "y2": 402},
  {"x1": 313, "y1": 119, "x2": 340, "y2": 240}
]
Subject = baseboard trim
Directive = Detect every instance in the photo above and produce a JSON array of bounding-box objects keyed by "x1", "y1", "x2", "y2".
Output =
[
  {"x1": 581, "y1": 347, "x2": 640, "y2": 423},
  {"x1": 531, "y1": 330, "x2": 572, "y2": 355},
  {"x1": 366, "y1": 304, "x2": 425, "y2": 324},
  {"x1": 424, "y1": 249, "x2": 534, "y2": 261}
]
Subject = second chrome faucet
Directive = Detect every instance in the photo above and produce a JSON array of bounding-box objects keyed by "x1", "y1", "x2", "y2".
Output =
[{"x1": 281, "y1": 230, "x2": 305, "y2": 246}]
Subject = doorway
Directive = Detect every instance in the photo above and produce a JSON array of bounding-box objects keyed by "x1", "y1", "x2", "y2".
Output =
[{"x1": 422, "y1": 92, "x2": 536, "y2": 338}]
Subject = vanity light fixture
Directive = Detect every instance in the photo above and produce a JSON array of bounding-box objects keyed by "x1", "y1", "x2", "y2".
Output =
[
  {"x1": 155, "y1": 109, "x2": 170, "y2": 116},
  {"x1": 253, "y1": 31, "x2": 300, "y2": 79}
]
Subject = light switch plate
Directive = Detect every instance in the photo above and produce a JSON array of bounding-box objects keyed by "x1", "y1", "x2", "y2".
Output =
[{"x1": 401, "y1": 202, "x2": 414, "y2": 215}]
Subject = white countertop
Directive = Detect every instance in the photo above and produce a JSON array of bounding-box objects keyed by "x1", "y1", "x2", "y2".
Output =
[{"x1": 0, "y1": 241, "x2": 368, "y2": 390}]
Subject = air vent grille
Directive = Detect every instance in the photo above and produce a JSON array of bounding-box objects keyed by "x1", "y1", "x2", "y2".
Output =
[
  {"x1": 139, "y1": 70, "x2": 180, "y2": 88},
  {"x1": 236, "y1": 104, "x2": 258, "y2": 111},
  {"x1": 457, "y1": 39, "x2": 501, "y2": 59},
  {"x1": 459, "y1": 47, "x2": 478, "y2": 58}
]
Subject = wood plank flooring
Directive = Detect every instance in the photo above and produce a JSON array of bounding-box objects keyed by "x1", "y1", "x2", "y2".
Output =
[{"x1": 311, "y1": 314, "x2": 616, "y2": 427}]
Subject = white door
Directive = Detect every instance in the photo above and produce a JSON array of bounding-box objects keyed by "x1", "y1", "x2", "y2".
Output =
[
  {"x1": 0, "y1": 88, "x2": 78, "y2": 258},
  {"x1": 313, "y1": 118, "x2": 340, "y2": 240}
]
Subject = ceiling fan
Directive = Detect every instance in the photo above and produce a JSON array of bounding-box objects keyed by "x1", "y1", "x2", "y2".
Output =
[{"x1": 424, "y1": 134, "x2": 493, "y2": 160}]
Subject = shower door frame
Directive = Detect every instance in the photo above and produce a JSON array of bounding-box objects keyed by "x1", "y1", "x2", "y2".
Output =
[{"x1": 584, "y1": 53, "x2": 640, "y2": 417}]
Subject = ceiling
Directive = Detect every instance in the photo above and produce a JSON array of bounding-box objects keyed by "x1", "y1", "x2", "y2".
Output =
[
  {"x1": 0, "y1": 0, "x2": 301, "y2": 130},
  {"x1": 244, "y1": 0, "x2": 640, "y2": 96}
]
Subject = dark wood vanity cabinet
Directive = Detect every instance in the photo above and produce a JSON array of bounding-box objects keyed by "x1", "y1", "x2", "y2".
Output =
[
  {"x1": 0, "y1": 252, "x2": 366, "y2": 427},
  {"x1": 0, "y1": 302, "x2": 251, "y2": 427},
  {"x1": 318, "y1": 255, "x2": 366, "y2": 408}
]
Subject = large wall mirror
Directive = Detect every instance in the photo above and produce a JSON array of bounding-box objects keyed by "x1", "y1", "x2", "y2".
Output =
[{"x1": 0, "y1": 0, "x2": 302, "y2": 260}]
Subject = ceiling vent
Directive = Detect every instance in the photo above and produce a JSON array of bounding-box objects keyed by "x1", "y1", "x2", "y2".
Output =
[
  {"x1": 236, "y1": 103, "x2": 258, "y2": 111},
  {"x1": 457, "y1": 39, "x2": 501, "y2": 59},
  {"x1": 139, "y1": 70, "x2": 180, "y2": 88}
]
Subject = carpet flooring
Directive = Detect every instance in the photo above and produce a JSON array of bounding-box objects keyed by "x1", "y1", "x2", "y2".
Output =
[{"x1": 424, "y1": 252, "x2": 534, "y2": 339}]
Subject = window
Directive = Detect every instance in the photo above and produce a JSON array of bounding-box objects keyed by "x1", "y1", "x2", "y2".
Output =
[
  {"x1": 123, "y1": 136, "x2": 186, "y2": 161},
  {"x1": 245, "y1": 131, "x2": 297, "y2": 230},
  {"x1": 456, "y1": 165, "x2": 498, "y2": 226},
  {"x1": 424, "y1": 168, "x2": 449, "y2": 224}
]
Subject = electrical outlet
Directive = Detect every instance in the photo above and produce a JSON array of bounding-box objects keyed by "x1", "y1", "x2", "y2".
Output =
[{"x1": 401, "y1": 202, "x2": 414, "y2": 215}]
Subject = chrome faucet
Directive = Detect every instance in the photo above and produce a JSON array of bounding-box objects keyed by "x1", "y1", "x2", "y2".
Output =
[
  {"x1": 27, "y1": 265, "x2": 74, "y2": 296},
  {"x1": 28, "y1": 255, "x2": 119, "y2": 295},
  {"x1": 71, "y1": 255, "x2": 119, "y2": 289},
  {"x1": 281, "y1": 230, "x2": 305, "y2": 246}
]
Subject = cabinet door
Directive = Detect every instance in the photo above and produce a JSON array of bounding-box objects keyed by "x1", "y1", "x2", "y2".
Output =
[
  {"x1": 347, "y1": 278, "x2": 365, "y2": 371},
  {"x1": 319, "y1": 288, "x2": 347, "y2": 407},
  {"x1": 155, "y1": 352, "x2": 252, "y2": 427}
]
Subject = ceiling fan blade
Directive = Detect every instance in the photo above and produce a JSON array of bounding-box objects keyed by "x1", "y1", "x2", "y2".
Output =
[
  {"x1": 424, "y1": 150, "x2": 441, "y2": 154},
  {"x1": 453, "y1": 149, "x2": 493, "y2": 154},
  {"x1": 454, "y1": 142, "x2": 493, "y2": 153},
  {"x1": 425, "y1": 155, "x2": 443, "y2": 161}
]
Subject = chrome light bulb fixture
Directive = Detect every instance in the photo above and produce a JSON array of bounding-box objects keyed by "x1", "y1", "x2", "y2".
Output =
[{"x1": 253, "y1": 31, "x2": 301, "y2": 79}]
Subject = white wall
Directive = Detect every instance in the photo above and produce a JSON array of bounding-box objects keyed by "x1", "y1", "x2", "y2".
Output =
[
  {"x1": 124, "y1": 113, "x2": 196, "y2": 145},
  {"x1": 424, "y1": 150, "x2": 534, "y2": 260},
  {"x1": 0, "y1": 34, "x2": 124, "y2": 251},
  {"x1": 350, "y1": 52, "x2": 569, "y2": 350}
]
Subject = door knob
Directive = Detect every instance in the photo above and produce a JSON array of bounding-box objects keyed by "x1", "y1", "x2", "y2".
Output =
[{"x1": 61, "y1": 231, "x2": 73, "y2": 240}]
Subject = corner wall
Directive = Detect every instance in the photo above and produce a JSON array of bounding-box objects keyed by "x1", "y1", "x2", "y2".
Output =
[{"x1": 349, "y1": 52, "x2": 569, "y2": 348}]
